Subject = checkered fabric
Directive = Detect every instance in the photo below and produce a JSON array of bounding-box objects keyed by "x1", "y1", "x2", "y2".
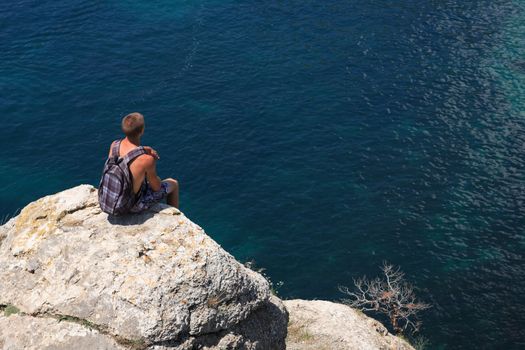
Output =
[
  {"x1": 98, "y1": 139, "x2": 145, "y2": 215},
  {"x1": 130, "y1": 181, "x2": 169, "y2": 213}
]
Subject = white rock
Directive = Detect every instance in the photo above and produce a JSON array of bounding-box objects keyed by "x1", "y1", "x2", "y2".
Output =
[
  {"x1": 0, "y1": 314, "x2": 126, "y2": 350},
  {"x1": 284, "y1": 299, "x2": 414, "y2": 350},
  {"x1": 0, "y1": 185, "x2": 287, "y2": 349}
]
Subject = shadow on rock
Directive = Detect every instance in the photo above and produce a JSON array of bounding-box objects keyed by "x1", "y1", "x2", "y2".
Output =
[{"x1": 107, "y1": 211, "x2": 155, "y2": 226}]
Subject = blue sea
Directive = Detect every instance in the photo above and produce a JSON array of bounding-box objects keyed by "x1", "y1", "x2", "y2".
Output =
[{"x1": 1, "y1": 1, "x2": 524, "y2": 348}]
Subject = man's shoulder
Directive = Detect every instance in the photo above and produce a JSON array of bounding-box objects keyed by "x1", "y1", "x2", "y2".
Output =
[
  {"x1": 110, "y1": 139, "x2": 121, "y2": 147},
  {"x1": 135, "y1": 153, "x2": 156, "y2": 167}
]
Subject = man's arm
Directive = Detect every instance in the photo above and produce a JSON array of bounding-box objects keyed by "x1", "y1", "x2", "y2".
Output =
[
  {"x1": 143, "y1": 146, "x2": 160, "y2": 160},
  {"x1": 143, "y1": 156, "x2": 162, "y2": 192}
]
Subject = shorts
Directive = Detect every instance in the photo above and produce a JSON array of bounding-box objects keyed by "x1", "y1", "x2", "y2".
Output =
[{"x1": 130, "y1": 181, "x2": 171, "y2": 213}]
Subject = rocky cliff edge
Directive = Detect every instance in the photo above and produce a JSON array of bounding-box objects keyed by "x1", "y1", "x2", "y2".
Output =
[
  {"x1": 0, "y1": 185, "x2": 413, "y2": 350},
  {"x1": 0, "y1": 185, "x2": 287, "y2": 349}
]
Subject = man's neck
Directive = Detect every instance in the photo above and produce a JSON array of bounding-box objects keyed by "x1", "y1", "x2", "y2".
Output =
[{"x1": 125, "y1": 136, "x2": 141, "y2": 146}]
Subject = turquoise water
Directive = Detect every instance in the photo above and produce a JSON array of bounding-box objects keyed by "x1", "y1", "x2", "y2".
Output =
[{"x1": 1, "y1": 1, "x2": 525, "y2": 348}]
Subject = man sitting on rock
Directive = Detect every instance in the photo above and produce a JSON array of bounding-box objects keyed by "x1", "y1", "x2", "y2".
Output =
[{"x1": 99, "y1": 112, "x2": 179, "y2": 214}]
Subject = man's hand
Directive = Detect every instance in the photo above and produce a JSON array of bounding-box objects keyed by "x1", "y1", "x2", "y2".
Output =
[{"x1": 143, "y1": 146, "x2": 160, "y2": 160}]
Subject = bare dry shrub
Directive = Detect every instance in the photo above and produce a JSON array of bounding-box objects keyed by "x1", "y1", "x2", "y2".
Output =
[{"x1": 339, "y1": 262, "x2": 430, "y2": 334}]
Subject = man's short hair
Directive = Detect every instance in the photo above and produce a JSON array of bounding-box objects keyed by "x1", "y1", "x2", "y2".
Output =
[{"x1": 121, "y1": 112, "x2": 145, "y2": 138}]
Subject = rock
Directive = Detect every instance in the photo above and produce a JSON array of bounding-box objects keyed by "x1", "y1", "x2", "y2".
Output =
[
  {"x1": 151, "y1": 296, "x2": 288, "y2": 350},
  {"x1": 284, "y1": 299, "x2": 414, "y2": 350},
  {"x1": 0, "y1": 314, "x2": 127, "y2": 350},
  {"x1": 0, "y1": 185, "x2": 288, "y2": 349}
]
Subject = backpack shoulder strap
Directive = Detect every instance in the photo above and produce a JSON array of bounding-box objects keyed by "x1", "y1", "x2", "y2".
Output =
[
  {"x1": 123, "y1": 146, "x2": 146, "y2": 165},
  {"x1": 111, "y1": 140, "x2": 122, "y2": 157}
]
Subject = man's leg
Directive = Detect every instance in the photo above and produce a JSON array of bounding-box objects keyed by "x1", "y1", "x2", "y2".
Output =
[{"x1": 163, "y1": 178, "x2": 179, "y2": 208}]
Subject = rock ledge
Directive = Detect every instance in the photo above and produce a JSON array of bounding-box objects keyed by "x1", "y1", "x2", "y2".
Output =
[
  {"x1": 0, "y1": 185, "x2": 413, "y2": 350},
  {"x1": 0, "y1": 185, "x2": 287, "y2": 350},
  {"x1": 285, "y1": 299, "x2": 414, "y2": 350}
]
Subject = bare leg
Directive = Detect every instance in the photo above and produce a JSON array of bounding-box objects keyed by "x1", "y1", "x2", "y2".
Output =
[{"x1": 163, "y1": 178, "x2": 179, "y2": 209}]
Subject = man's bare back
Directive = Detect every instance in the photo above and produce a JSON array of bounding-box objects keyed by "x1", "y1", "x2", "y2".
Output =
[
  {"x1": 108, "y1": 113, "x2": 179, "y2": 209},
  {"x1": 109, "y1": 138, "x2": 161, "y2": 194}
]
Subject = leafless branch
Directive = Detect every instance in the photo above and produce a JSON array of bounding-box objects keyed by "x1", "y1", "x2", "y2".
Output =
[{"x1": 339, "y1": 262, "x2": 430, "y2": 334}]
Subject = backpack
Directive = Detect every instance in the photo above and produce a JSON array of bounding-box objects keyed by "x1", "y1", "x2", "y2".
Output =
[{"x1": 98, "y1": 140, "x2": 146, "y2": 215}]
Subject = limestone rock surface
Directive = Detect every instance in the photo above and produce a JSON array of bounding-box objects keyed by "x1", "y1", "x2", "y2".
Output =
[
  {"x1": 0, "y1": 185, "x2": 287, "y2": 349},
  {"x1": 284, "y1": 299, "x2": 414, "y2": 350},
  {"x1": 0, "y1": 314, "x2": 126, "y2": 350}
]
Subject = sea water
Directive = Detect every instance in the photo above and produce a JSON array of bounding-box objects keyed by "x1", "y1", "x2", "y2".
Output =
[{"x1": 1, "y1": 1, "x2": 524, "y2": 348}]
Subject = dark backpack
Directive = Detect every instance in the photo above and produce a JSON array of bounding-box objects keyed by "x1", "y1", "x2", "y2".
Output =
[{"x1": 98, "y1": 140, "x2": 146, "y2": 215}]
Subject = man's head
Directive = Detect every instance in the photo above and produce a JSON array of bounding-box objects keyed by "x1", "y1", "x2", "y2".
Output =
[{"x1": 122, "y1": 112, "x2": 145, "y2": 138}]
